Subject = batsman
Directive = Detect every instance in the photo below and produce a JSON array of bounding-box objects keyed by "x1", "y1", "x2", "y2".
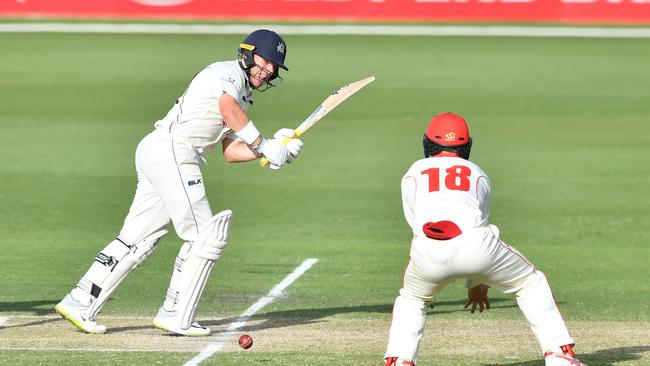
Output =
[
  {"x1": 55, "y1": 29, "x2": 304, "y2": 336},
  {"x1": 384, "y1": 113, "x2": 587, "y2": 366}
]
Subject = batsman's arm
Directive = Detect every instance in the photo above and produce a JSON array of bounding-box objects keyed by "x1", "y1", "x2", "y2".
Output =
[
  {"x1": 219, "y1": 93, "x2": 263, "y2": 150},
  {"x1": 258, "y1": 130, "x2": 301, "y2": 167},
  {"x1": 259, "y1": 105, "x2": 327, "y2": 167},
  {"x1": 222, "y1": 138, "x2": 260, "y2": 163},
  {"x1": 220, "y1": 92, "x2": 292, "y2": 168}
]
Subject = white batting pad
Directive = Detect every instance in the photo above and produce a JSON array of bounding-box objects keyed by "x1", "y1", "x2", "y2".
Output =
[
  {"x1": 193, "y1": 209, "x2": 233, "y2": 260},
  {"x1": 163, "y1": 209, "x2": 233, "y2": 329},
  {"x1": 72, "y1": 228, "x2": 168, "y2": 320},
  {"x1": 162, "y1": 242, "x2": 191, "y2": 311}
]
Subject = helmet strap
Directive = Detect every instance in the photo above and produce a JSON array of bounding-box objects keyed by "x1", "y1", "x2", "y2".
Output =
[
  {"x1": 238, "y1": 49, "x2": 255, "y2": 70},
  {"x1": 238, "y1": 49, "x2": 283, "y2": 92}
]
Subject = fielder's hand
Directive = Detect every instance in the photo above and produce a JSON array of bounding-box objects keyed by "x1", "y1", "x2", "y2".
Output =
[
  {"x1": 465, "y1": 284, "x2": 490, "y2": 313},
  {"x1": 255, "y1": 138, "x2": 289, "y2": 169},
  {"x1": 273, "y1": 128, "x2": 304, "y2": 164}
]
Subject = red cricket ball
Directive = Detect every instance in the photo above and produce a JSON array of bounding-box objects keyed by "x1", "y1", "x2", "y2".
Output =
[{"x1": 238, "y1": 334, "x2": 253, "y2": 349}]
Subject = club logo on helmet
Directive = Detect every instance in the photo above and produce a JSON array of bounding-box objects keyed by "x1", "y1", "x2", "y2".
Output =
[
  {"x1": 277, "y1": 42, "x2": 285, "y2": 54},
  {"x1": 445, "y1": 132, "x2": 456, "y2": 142},
  {"x1": 423, "y1": 112, "x2": 473, "y2": 160}
]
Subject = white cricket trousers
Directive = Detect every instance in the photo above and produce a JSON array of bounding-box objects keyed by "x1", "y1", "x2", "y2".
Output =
[
  {"x1": 385, "y1": 225, "x2": 574, "y2": 362},
  {"x1": 120, "y1": 128, "x2": 213, "y2": 245}
]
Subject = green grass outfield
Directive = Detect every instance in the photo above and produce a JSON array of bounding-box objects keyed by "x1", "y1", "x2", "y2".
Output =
[{"x1": 0, "y1": 30, "x2": 649, "y2": 365}]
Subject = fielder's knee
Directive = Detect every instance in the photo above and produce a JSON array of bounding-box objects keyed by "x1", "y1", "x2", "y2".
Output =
[
  {"x1": 399, "y1": 287, "x2": 434, "y2": 306},
  {"x1": 516, "y1": 270, "x2": 547, "y2": 297}
]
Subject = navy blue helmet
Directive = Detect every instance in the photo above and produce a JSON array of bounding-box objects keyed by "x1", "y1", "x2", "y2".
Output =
[
  {"x1": 238, "y1": 29, "x2": 288, "y2": 71},
  {"x1": 238, "y1": 29, "x2": 287, "y2": 90}
]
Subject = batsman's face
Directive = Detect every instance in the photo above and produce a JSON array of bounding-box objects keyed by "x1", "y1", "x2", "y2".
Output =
[{"x1": 249, "y1": 54, "x2": 278, "y2": 89}]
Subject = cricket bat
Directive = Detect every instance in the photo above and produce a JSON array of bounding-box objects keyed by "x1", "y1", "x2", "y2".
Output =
[{"x1": 260, "y1": 75, "x2": 376, "y2": 167}]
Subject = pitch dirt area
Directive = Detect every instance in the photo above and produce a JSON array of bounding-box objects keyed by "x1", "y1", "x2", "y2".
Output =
[{"x1": 1, "y1": 314, "x2": 648, "y2": 363}]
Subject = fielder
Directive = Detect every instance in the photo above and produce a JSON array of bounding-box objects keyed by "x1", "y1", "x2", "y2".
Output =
[
  {"x1": 55, "y1": 29, "x2": 304, "y2": 336},
  {"x1": 384, "y1": 113, "x2": 586, "y2": 366}
]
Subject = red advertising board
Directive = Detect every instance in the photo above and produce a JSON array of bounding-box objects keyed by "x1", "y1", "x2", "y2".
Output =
[{"x1": 1, "y1": 0, "x2": 649, "y2": 24}]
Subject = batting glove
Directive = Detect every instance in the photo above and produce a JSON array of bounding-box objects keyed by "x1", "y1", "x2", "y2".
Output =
[
  {"x1": 273, "y1": 128, "x2": 304, "y2": 163},
  {"x1": 273, "y1": 128, "x2": 295, "y2": 139},
  {"x1": 255, "y1": 138, "x2": 289, "y2": 168}
]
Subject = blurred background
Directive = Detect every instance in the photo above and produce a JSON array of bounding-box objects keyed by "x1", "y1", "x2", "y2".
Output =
[
  {"x1": 1, "y1": 2, "x2": 649, "y2": 365},
  {"x1": 1, "y1": 0, "x2": 650, "y2": 24}
]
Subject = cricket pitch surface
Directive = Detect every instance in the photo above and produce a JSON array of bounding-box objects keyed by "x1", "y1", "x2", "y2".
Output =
[{"x1": 1, "y1": 314, "x2": 649, "y2": 364}]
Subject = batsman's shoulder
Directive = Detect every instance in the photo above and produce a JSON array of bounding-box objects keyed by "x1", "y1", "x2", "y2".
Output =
[
  {"x1": 203, "y1": 61, "x2": 247, "y2": 93},
  {"x1": 204, "y1": 61, "x2": 242, "y2": 79}
]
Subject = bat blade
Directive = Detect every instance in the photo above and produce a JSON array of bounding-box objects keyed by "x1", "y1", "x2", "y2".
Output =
[
  {"x1": 260, "y1": 75, "x2": 375, "y2": 167},
  {"x1": 295, "y1": 75, "x2": 375, "y2": 135}
]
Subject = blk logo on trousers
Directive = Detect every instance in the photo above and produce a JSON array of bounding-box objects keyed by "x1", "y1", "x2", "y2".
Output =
[{"x1": 188, "y1": 179, "x2": 202, "y2": 186}]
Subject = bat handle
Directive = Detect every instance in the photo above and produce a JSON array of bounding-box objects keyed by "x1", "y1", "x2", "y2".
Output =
[{"x1": 259, "y1": 130, "x2": 302, "y2": 168}]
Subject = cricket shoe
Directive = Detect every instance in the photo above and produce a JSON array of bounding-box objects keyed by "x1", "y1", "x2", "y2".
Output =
[
  {"x1": 385, "y1": 357, "x2": 416, "y2": 366},
  {"x1": 544, "y1": 345, "x2": 587, "y2": 366},
  {"x1": 152, "y1": 307, "x2": 211, "y2": 336},
  {"x1": 55, "y1": 294, "x2": 107, "y2": 334}
]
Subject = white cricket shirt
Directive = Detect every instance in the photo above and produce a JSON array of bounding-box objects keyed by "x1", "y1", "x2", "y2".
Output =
[
  {"x1": 401, "y1": 157, "x2": 491, "y2": 238},
  {"x1": 154, "y1": 61, "x2": 253, "y2": 155}
]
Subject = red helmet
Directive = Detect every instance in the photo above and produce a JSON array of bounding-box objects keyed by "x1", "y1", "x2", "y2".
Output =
[{"x1": 423, "y1": 112, "x2": 472, "y2": 159}]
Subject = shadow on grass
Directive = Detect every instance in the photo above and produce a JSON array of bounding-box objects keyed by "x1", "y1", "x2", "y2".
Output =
[
  {"x1": 105, "y1": 298, "x2": 517, "y2": 334},
  {"x1": 0, "y1": 299, "x2": 58, "y2": 315},
  {"x1": 482, "y1": 345, "x2": 650, "y2": 366},
  {"x1": 0, "y1": 297, "x2": 517, "y2": 334},
  {"x1": 0, "y1": 317, "x2": 61, "y2": 330},
  {"x1": 202, "y1": 298, "x2": 517, "y2": 332},
  {"x1": 0, "y1": 300, "x2": 61, "y2": 331}
]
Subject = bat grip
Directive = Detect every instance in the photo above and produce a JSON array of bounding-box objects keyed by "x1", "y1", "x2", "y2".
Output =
[{"x1": 259, "y1": 130, "x2": 302, "y2": 168}]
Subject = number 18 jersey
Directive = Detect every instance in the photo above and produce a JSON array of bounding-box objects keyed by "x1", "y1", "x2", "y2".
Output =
[{"x1": 401, "y1": 156, "x2": 491, "y2": 238}]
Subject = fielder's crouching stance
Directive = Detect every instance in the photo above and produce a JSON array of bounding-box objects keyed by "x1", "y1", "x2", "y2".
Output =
[
  {"x1": 384, "y1": 113, "x2": 586, "y2": 366},
  {"x1": 56, "y1": 29, "x2": 304, "y2": 336}
]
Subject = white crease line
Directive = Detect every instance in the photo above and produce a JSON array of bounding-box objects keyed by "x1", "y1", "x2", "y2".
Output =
[
  {"x1": 0, "y1": 23, "x2": 650, "y2": 38},
  {"x1": 0, "y1": 346, "x2": 191, "y2": 352},
  {"x1": 0, "y1": 316, "x2": 8, "y2": 328},
  {"x1": 3, "y1": 315, "x2": 159, "y2": 320},
  {"x1": 184, "y1": 257, "x2": 319, "y2": 366}
]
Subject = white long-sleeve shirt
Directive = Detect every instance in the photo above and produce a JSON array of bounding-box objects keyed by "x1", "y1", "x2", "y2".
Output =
[{"x1": 154, "y1": 61, "x2": 253, "y2": 155}]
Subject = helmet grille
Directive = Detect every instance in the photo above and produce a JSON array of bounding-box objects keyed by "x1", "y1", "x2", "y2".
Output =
[{"x1": 423, "y1": 134, "x2": 472, "y2": 159}]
